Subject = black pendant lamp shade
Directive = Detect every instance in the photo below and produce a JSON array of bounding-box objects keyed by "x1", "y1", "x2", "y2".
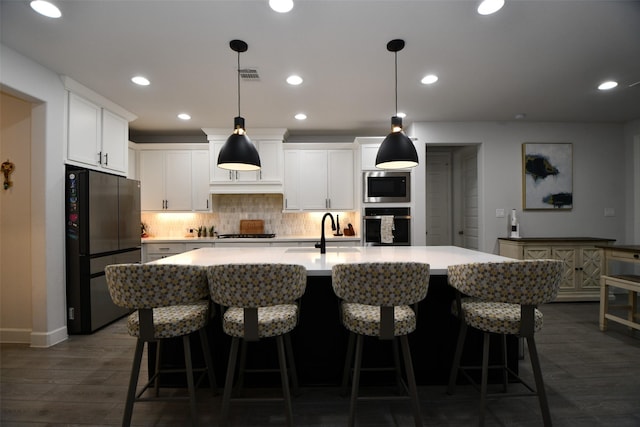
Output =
[
  {"x1": 375, "y1": 39, "x2": 418, "y2": 170},
  {"x1": 217, "y1": 39, "x2": 261, "y2": 171}
]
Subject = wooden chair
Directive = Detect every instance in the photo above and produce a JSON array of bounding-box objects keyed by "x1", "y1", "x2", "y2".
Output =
[
  {"x1": 104, "y1": 263, "x2": 216, "y2": 427},
  {"x1": 332, "y1": 262, "x2": 430, "y2": 427},
  {"x1": 447, "y1": 260, "x2": 563, "y2": 426},
  {"x1": 206, "y1": 263, "x2": 307, "y2": 427}
]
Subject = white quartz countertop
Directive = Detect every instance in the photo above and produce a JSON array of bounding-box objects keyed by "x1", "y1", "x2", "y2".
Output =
[
  {"x1": 148, "y1": 245, "x2": 511, "y2": 276},
  {"x1": 142, "y1": 235, "x2": 360, "y2": 244}
]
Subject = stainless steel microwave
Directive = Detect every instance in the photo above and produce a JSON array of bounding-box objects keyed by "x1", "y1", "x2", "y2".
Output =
[{"x1": 363, "y1": 171, "x2": 411, "y2": 203}]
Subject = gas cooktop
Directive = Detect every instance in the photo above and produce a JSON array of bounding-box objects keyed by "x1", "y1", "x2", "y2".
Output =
[{"x1": 217, "y1": 233, "x2": 276, "y2": 239}]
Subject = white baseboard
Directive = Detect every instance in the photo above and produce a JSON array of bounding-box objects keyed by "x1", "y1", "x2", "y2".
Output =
[
  {"x1": 0, "y1": 328, "x2": 32, "y2": 344},
  {"x1": 30, "y1": 326, "x2": 68, "y2": 348}
]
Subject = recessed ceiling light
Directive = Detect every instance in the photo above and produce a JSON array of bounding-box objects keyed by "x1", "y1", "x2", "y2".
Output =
[
  {"x1": 397, "y1": 112, "x2": 407, "y2": 119},
  {"x1": 477, "y1": 0, "x2": 505, "y2": 16},
  {"x1": 177, "y1": 113, "x2": 191, "y2": 120},
  {"x1": 286, "y1": 75, "x2": 303, "y2": 85},
  {"x1": 294, "y1": 113, "x2": 307, "y2": 120},
  {"x1": 131, "y1": 76, "x2": 150, "y2": 86},
  {"x1": 598, "y1": 80, "x2": 618, "y2": 90},
  {"x1": 30, "y1": 1, "x2": 61, "y2": 18},
  {"x1": 421, "y1": 74, "x2": 439, "y2": 85},
  {"x1": 269, "y1": 0, "x2": 294, "y2": 13}
]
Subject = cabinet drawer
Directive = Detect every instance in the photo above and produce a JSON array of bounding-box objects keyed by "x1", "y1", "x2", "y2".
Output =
[
  {"x1": 145, "y1": 243, "x2": 186, "y2": 253},
  {"x1": 185, "y1": 243, "x2": 213, "y2": 251},
  {"x1": 609, "y1": 249, "x2": 640, "y2": 262}
]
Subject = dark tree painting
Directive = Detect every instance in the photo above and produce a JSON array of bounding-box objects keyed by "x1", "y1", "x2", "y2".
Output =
[{"x1": 523, "y1": 143, "x2": 573, "y2": 210}]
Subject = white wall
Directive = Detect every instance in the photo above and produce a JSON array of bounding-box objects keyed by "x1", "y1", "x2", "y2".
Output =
[
  {"x1": 0, "y1": 44, "x2": 67, "y2": 347},
  {"x1": 410, "y1": 122, "x2": 628, "y2": 254},
  {"x1": 623, "y1": 120, "x2": 640, "y2": 244}
]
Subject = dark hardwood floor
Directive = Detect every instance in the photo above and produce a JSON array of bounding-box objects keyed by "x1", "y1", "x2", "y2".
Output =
[{"x1": 2, "y1": 300, "x2": 639, "y2": 426}]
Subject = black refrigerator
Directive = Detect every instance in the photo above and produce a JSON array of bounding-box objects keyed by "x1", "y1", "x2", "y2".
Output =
[{"x1": 65, "y1": 167, "x2": 141, "y2": 334}]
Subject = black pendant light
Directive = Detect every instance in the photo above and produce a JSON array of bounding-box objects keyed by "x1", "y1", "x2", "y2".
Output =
[
  {"x1": 375, "y1": 39, "x2": 419, "y2": 170},
  {"x1": 217, "y1": 39, "x2": 261, "y2": 171}
]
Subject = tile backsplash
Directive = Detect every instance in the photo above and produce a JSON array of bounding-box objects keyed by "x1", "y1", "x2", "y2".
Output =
[{"x1": 141, "y1": 194, "x2": 358, "y2": 238}]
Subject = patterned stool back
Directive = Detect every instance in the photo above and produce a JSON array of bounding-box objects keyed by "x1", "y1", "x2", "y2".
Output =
[
  {"x1": 105, "y1": 264, "x2": 208, "y2": 309},
  {"x1": 207, "y1": 264, "x2": 307, "y2": 308},
  {"x1": 448, "y1": 260, "x2": 564, "y2": 305},
  {"x1": 332, "y1": 262, "x2": 430, "y2": 306}
]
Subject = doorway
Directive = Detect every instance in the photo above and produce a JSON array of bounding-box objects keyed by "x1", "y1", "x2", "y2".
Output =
[{"x1": 425, "y1": 145, "x2": 479, "y2": 249}]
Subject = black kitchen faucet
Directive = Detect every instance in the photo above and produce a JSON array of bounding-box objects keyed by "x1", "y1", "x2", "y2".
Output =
[{"x1": 315, "y1": 213, "x2": 336, "y2": 254}]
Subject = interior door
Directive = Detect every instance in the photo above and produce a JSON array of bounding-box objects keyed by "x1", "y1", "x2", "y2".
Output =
[
  {"x1": 425, "y1": 151, "x2": 452, "y2": 245},
  {"x1": 461, "y1": 148, "x2": 479, "y2": 250}
]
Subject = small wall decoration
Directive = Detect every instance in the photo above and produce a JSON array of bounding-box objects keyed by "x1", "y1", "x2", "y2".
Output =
[
  {"x1": 522, "y1": 143, "x2": 573, "y2": 210},
  {"x1": 2, "y1": 159, "x2": 15, "y2": 190}
]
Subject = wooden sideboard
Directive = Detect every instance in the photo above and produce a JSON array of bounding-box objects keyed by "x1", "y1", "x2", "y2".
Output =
[
  {"x1": 598, "y1": 245, "x2": 640, "y2": 332},
  {"x1": 498, "y1": 237, "x2": 615, "y2": 301}
]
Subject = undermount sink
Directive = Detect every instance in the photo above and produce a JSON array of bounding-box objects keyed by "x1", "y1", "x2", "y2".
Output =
[{"x1": 285, "y1": 247, "x2": 361, "y2": 254}]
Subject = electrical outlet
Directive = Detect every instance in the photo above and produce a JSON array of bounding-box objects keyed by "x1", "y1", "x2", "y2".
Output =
[
  {"x1": 604, "y1": 208, "x2": 615, "y2": 217},
  {"x1": 496, "y1": 209, "x2": 505, "y2": 218}
]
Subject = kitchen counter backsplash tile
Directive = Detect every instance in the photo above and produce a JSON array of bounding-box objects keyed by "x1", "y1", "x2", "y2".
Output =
[{"x1": 141, "y1": 194, "x2": 357, "y2": 238}]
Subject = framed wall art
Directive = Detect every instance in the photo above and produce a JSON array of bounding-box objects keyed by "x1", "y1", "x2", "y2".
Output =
[{"x1": 522, "y1": 143, "x2": 573, "y2": 210}]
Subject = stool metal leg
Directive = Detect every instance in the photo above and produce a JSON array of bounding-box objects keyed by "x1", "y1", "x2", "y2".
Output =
[
  {"x1": 447, "y1": 319, "x2": 467, "y2": 395},
  {"x1": 221, "y1": 337, "x2": 240, "y2": 427},
  {"x1": 154, "y1": 341, "x2": 162, "y2": 397},
  {"x1": 123, "y1": 339, "x2": 144, "y2": 427},
  {"x1": 526, "y1": 335, "x2": 552, "y2": 426},
  {"x1": 284, "y1": 333, "x2": 300, "y2": 397},
  {"x1": 393, "y1": 338, "x2": 404, "y2": 395},
  {"x1": 198, "y1": 328, "x2": 217, "y2": 394},
  {"x1": 341, "y1": 332, "x2": 355, "y2": 397},
  {"x1": 479, "y1": 332, "x2": 490, "y2": 427},
  {"x1": 501, "y1": 334, "x2": 508, "y2": 393},
  {"x1": 182, "y1": 335, "x2": 198, "y2": 427},
  {"x1": 277, "y1": 335, "x2": 294, "y2": 427},
  {"x1": 348, "y1": 334, "x2": 364, "y2": 427},
  {"x1": 400, "y1": 335, "x2": 424, "y2": 427}
]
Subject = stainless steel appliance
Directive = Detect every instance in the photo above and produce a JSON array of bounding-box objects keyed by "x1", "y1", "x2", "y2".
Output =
[
  {"x1": 65, "y1": 167, "x2": 141, "y2": 334},
  {"x1": 363, "y1": 171, "x2": 411, "y2": 203},
  {"x1": 363, "y1": 207, "x2": 411, "y2": 246}
]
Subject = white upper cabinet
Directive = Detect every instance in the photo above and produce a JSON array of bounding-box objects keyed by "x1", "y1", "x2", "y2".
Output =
[
  {"x1": 64, "y1": 77, "x2": 136, "y2": 176},
  {"x1": 203, "y1": 128, "x2": 287, "y2": 194},
  {"x1": 284, "y1": 146, "x2": 355, "y2": 211},
  {"x1": 138, "y1": 147, "x2": 210, "y2": 212},
  {"x1": 191, "y1": 150, "x2": 211, "y2": 211},
  {"x1": 139, "y1": 150, "x2": 192, "y2": 211}
]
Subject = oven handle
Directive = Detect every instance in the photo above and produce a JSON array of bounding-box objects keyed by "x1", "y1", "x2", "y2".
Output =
[{"x1": 363, "y1": 215, "x2": 411, "y2": 220}]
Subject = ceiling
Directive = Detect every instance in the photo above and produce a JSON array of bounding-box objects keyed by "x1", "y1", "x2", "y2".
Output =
[{"x1": 2, "y1": 0, "x2": 640, "y2": 141}]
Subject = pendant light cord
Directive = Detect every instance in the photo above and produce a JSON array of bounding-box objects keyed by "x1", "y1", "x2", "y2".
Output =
[
  {"x1": 394, "y1": 50, "x2": 398, "y2": 116},
  {"x1": 237, "y1": 50, "x2": 241, "y2": 117}
]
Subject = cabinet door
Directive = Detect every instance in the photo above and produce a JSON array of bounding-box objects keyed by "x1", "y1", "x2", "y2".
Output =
[
  {"x1": 579, "y1": 247, "x2": 602, "y2": 291},
  {"x1": 327, "y1": 150, "x2": 354, "y2": 210},
  {"x1": 139, "y1": 150, "x2": 165, "y2": 211},
  {"x1": 192, "y1": 150, "x2": 211, "y2": 211},
  {"x1": 164, "y1": 151, "x2": 192, "y2": 211},
  {"x1": 67, "y1": 92, "x2": 101, "y2": 167},
  {"x1": 361, "y1": 144, "x2": 380, "y2": 170},
  {"x1": 209, "y1": 141, "x2": 234, "y2": 183},
  {"x1": 257, "y1": 140, "x2": 283, "y2": 183},
  {"x1": 283, "y1": 150, "x2": 300, "y2": 210},
  {"x1": 552, "y1": 247, "x2": 577, "y2": 291},
  {"x1": 101, "y1": 109, "x2": 128, "y2": 174},
  {"x1": 299, "y1": 150, "x2": 328, "y2": 210}
]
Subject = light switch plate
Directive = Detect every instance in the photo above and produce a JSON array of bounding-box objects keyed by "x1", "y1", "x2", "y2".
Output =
[
  {"x1": 496, "y1": 209, "x2": 505, "y2": 218},
  {"x1": 604, "y1": 208, "x2": 615, "y2": 217}
]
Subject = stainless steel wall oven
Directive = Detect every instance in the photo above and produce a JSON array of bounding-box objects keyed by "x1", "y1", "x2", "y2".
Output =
[{"x1": 363, "y1": 207, "x2": 411, "y2": 246}]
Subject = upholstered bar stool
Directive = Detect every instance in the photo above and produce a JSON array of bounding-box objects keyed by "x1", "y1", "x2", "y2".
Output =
[
  {"x1": 332, "y1": 262, "x2": 430, "y2": 427},
  {"x1": 446, "y1": 260, "x2": 563, "y2": 427},
  {"x1": 104, "y1": 264, "x2": 217, "y2": 427},
  {"x1": 206, "y1": 263, "x2": 307, "y2": 427}
]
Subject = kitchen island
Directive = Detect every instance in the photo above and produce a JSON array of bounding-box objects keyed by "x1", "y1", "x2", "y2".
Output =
[{"x1": 149, "y1": 246, "x2": 514, "y2": 386}]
